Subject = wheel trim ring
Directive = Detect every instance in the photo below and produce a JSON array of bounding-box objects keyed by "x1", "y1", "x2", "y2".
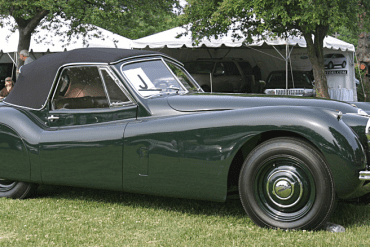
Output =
[{"x1": 254, "y1": 155, "x2": 316, "y2": 222}]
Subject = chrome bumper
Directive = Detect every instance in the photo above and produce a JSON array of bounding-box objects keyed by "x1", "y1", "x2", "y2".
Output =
[{"x1": 360, "y1": 171, "x2": 370, "y2": 180}]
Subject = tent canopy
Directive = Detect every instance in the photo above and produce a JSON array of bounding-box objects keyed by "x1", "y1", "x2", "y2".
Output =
[
  {"x1": 131, "y1": 26, "x2": 355, "y2": 52},
  {"x1": 0, "y1": 19, "x2": 131, "y2": 53}
]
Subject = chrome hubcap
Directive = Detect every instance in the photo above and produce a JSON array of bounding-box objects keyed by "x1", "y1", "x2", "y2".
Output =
[
  {"x1": 267, "y1": 170, "x2": 304, "y2": 208},
  {"x1": 273, "y1": 179, "x2": 293, "y2": 199}
]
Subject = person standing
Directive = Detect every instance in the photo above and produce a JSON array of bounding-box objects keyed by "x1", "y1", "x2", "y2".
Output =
[
  {"x1": 19, "y1": 50, "x2": 34, "y2": 65},
  {"x1": 0, "y1": 77, "x2": 14, "y2": 99}
]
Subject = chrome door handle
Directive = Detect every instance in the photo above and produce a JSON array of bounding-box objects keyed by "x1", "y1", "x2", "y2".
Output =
[{"x1": 47, "y1": 115, "x2": 59, "y2": 122}]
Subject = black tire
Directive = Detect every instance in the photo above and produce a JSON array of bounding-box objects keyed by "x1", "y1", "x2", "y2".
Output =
[
  {"x1": 0, "y1": 179, "x2": 37, "y2": 199},
  {"x1": 342, "y1": 61, "x2": 346, "y2": 68},
  {"x1": 328, "y1": 62, "x2": 334, "y2": 69},
  {"x1": 239, "y1": 137, "x2": 336, "y2": 230}
]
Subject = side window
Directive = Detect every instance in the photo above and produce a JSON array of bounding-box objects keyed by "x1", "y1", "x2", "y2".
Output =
[
  {"x1": 52, "y1": 66, "x2": 108, "y2": 110},
  {"x1": 100, "y1": 69, "x2": 130, "y2": 105},
  {"x1": 239, "y1": 61, "x2": 253, "y2": 76},
  {"x1": 184, "y1": 62, "x2": 214, "y2": 74},
  {"x1": 215, "y1": 62, "x2": 240, "y2": 76},
  {"x1": 223, "y1": 62, "x2": 240, "y2": 76}
]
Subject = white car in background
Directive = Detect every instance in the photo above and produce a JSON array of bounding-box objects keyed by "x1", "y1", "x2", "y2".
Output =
[{"x1": 324, "y1": 53, "x2": 347, "y2": 69}]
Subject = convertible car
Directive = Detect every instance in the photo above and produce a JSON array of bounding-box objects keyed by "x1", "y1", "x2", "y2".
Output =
[{"x1": 1, "y1": 48, "x2": 370, "y2": 231}]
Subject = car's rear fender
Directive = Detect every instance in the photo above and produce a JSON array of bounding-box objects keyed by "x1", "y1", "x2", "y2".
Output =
[{"x1": 0, "y1": 106, "x2": 44, "y2": 182}]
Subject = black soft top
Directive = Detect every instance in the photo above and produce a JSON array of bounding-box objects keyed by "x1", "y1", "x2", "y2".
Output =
[{"x1": 5, "y1": 48, "x2": 161, "y2": 109}]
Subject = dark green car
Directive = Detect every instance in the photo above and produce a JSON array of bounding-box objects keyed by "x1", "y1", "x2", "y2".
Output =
[{"x1": 2, "y1": 48, "x2": 370, "y2": 231}]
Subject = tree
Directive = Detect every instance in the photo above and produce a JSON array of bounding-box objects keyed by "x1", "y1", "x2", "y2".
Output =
[
  {"x1": 181, "y1": 0, "x2": 370, "y2": 98},
  {"x1": 90, "y1": 1, "x2": 181, "y2": 39},
  {"x1": 0, "y1": 0, "x2": 180, "y2": 68},
  {"x1": 356, "y1": 4, "x2": 370, "y2": 101},
  {"x1": 329, "y1": 26, "x2": 359, "y2": 48}
]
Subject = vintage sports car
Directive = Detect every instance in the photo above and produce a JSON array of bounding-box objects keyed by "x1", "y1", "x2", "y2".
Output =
[{"x1": 2, "y1": 48, "x2": 370, "y2": 231}]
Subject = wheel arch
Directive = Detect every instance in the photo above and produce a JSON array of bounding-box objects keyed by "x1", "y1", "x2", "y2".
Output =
[{"x1": 227, "y1": 130, "x2": 319, "y2": 189}]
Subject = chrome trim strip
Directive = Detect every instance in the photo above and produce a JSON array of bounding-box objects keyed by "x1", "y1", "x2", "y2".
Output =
[
  {"x1": 360, "y1": 171, "x2": 370, "y2": 180},
  {"x1": 365, "y1": 117, "x2": 370, "y2": 134},
  {"x1": 111, "y1": 54, "x2": 184, "y2": 66}
]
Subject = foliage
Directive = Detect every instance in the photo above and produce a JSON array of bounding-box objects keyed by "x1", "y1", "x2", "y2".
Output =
[
  {"x1": 329, "y1": 26, "x2": 359, "y2": 48},
  {"x1": 181, "y1": 0, "x2": 367, "y2": 43},
  {"x1": 90, "y1": 1, "x2": 181, "y2": 39},
  {"x1": 1, "y1": 185, "x2": 370, "y2": 246},
  {"x1": 181, "y1": 0, "x2": 370, "y2": 98},
  {"x1": 0, "y1": 0, "x2": 181, "y2": 52}
]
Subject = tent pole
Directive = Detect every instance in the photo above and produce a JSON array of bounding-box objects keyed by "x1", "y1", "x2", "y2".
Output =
[
  {"x1": 286, "y1": 41, "x2": 289, "y2": 94},
  {"x1": 7, "y1": 52, "x2": 17, "y2": 67}
]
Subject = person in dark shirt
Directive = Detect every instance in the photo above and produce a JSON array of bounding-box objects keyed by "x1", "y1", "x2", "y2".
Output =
[{"x1": 0, "y1": 77, "x2": 14, "y2": 99}]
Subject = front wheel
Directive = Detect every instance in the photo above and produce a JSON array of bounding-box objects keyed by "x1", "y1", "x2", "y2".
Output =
[
  {"x1": 0, "y1": 179, "x2": 37, "y2": 199},
  {"x1": 239, "y1": 137, "x2": 336, "y2": 230}
]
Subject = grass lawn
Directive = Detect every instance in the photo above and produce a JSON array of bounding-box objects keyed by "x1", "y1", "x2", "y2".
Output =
[{"x1": 0, "y1": 185, "x2": 370, "y2": 246}]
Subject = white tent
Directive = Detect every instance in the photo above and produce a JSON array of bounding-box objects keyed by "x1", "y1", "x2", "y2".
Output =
[
  {"x1": 132, "y1": 27, "x2": 357, "y2": 101},
  {"x1": 0, "y1": 23, "x2": 131, "y2": 54},
  {"x1": 132, "y1": 26, "x2": 355, "y2": 51},
  {"x1": 0, "y1": 19, "x2": 132, "y2": 84}
]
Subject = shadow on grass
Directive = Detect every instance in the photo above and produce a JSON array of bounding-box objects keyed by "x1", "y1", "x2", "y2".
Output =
[
  {"x1": 35, "y1": 184, "x2": 246, "y2": 219},
  {"x1": 34, "y1": 184, "x2": 370, "y2": 228},
  {"x1": 330, "y1": 196, "x2": 370, "y2": 228}
]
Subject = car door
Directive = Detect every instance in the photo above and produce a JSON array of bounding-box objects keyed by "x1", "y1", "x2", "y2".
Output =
[{"x1": 39, "y1": 65, "x2": 137, "y2": 190}]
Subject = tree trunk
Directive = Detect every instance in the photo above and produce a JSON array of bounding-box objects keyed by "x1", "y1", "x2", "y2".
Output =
[
  {"x1": 302, "y1": 26, "x2": 330, "y2": 99},
  {"x1": 17, "y1": 26, "x2": 32, "y2": 69},
  {"x1": 14, "y1": 10, "x2": 49, "y2": 69},
  {"x1": 356, "y1": 32, "x2": 370, "y2": 102}
]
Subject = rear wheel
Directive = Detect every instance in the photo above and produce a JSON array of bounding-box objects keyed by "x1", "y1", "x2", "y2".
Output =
[
  {"x1": 239, "y1": 137, "x2": 336, "y2": 230},
  {"x1": 0, "y1": 179, "x2": 37, "y2": 199}
]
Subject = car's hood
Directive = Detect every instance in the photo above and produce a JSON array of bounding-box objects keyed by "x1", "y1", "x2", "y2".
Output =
[{"x1": 167, "y1": 93, "x2": 363, "y2": 114}]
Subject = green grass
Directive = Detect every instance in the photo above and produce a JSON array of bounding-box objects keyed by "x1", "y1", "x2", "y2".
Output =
[{"x1": 0, "y1": 186, "x2": 370, "y2": 246}]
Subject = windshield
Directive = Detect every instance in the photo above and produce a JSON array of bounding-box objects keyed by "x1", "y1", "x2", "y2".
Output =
[{"x1": 120, "y1": 59, "x2": 200, "y2": 97}]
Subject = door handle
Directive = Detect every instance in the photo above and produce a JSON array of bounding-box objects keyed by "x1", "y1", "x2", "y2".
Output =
[{"x1": 48, "y1": 115, "x2": 60, "y2": 122}]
